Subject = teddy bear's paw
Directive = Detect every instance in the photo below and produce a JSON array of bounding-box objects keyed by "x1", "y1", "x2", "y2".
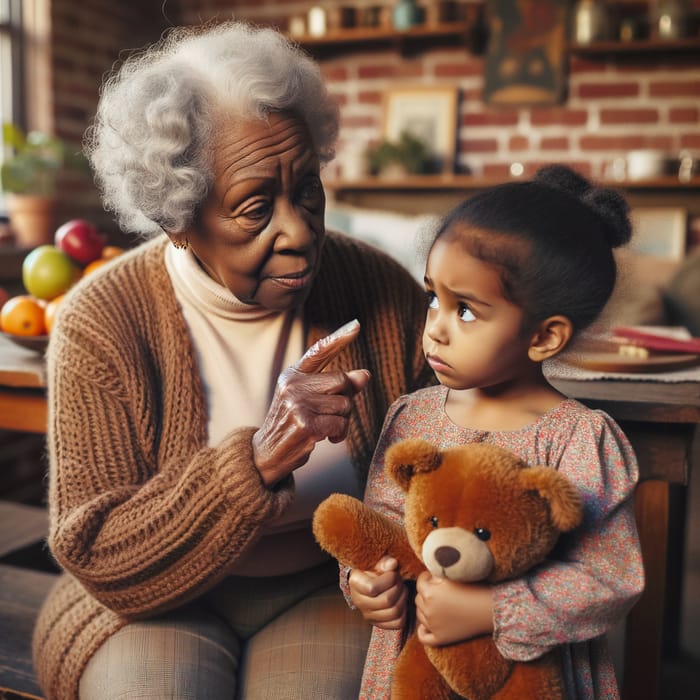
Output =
[{"x1": 312, "y1": 494, "x2": 393, "y2": 570}]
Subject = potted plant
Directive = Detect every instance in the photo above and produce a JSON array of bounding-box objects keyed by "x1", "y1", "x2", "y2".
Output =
[
  {"x1": 1, "y1": 122, "x2": 87, "y2": 247},
  {"x1": 367, "y1": 131, "x2": 435, "y2": 177}
]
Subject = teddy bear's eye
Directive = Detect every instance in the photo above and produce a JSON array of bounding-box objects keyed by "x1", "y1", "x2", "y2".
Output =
[
  {"x1": 430, "y1": 516, "x2": 439, "y2": 528},
  {"x1": 475, "y1": 527, "x2": 491, "y2": 541}
]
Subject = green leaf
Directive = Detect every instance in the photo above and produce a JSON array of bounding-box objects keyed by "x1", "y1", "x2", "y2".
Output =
[{"x1": 1, "y1": 122, "x2": 87, "y2": 195}]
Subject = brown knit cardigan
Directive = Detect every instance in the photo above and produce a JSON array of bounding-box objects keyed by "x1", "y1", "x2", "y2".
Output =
[{"x1": 32, "y1": 232, "x2": 433, "y2": 699}]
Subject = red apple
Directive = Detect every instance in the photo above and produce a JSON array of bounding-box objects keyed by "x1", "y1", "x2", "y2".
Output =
[
  {"x1": 0, "y1": 285, "x2": 9, "y2": 313},
  {"x1": 54, "y1": 219, "x2": 105, "y2": 266}
]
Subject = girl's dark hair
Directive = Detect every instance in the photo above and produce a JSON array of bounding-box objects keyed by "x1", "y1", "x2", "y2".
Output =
[{"x1": 434, "y1": 164, "x2": 632, "y2": 332}]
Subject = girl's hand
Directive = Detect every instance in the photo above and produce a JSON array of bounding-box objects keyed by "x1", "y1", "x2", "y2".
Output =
[
  {"x1": 415, "y1": 572, "x2": 494, "y2": 647},
  {"x1": 348, "y1": 556, "x2": 407, "y2": 630},
  {"x1": 253, "y1": 320, "x2": 370, "y2": 486}
]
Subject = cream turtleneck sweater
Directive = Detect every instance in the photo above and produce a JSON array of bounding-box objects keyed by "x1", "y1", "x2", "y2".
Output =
[{"x1": 165, "y1": 245, "x2": 361, "y2": 574}]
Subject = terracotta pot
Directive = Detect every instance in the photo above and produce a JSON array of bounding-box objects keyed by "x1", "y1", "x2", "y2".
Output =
[{"x1": 6, "y1": 194, "x2": 58, "y2": 248}]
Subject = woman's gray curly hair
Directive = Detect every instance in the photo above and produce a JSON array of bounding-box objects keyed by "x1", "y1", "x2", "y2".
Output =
[{"x1": 84, "y1": 21, "x2": 340, "y2": 237}]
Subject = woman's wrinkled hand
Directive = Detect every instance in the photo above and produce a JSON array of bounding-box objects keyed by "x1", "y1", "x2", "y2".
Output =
[
  {"x1": 252, "y1": 319, "x2": 370, "y2": 486},
  {"x1": 349, "y1": 556, "x2": 407, "y2": 630}
]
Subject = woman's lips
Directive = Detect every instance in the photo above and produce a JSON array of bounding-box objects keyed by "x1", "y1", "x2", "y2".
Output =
[
  {"x1": 426, "y1": 353, "x2": 451, "y2": 374},
  {"x1": 269, "y1": 267, "x2": 314, "y2": 290}
]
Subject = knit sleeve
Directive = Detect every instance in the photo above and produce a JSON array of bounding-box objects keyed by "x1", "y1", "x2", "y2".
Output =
[
  {"x1": 45, "y1": 259, "x2": 294, "y2": 618},
  {"x1": 492, "y1": 411, "x2": 644, "y2": 660}
]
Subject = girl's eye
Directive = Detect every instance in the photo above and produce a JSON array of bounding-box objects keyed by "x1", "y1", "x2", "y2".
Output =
[
  {"x1": 426, "y1": 291, "x2": 438, "y2": 310},
  {"x1": 458, "y1": 303, "x2": 476, "y2": 323}
]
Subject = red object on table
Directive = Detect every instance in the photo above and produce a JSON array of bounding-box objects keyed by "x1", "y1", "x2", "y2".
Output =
[{"x1": 612, "y1": 327, "x2": 700, "y2": 354}]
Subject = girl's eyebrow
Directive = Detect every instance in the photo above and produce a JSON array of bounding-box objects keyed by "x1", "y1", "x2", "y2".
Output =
[
  {"x1": 456, "y1": 291, "x2": 492, "y2": 309},
  {"x1": 424, "y1": 275, "x2": 492, "y2": 309}
]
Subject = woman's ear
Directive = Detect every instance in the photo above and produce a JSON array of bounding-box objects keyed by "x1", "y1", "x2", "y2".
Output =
[{"x1": 528, "y1": 315, "x2": 573, "y2": 362}]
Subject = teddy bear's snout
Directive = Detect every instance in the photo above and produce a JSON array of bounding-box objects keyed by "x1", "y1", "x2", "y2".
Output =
[
  {"x1": 422, "y1": 527, "x2": 494, "y2": 581},
  {"x1": 434, "y1": 546, "x2": 460, "y2": 568}
]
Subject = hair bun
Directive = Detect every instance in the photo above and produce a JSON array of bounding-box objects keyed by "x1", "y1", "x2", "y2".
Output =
[
  {"x1": 534, "y1": 164, "x2": 631, "y2": 249},
  {"x1": 581, "y1": 188, "x2": 632, "y2": 248},
  {"x1": 534, "y1": 164, "x2": 591, "y2": 198}
]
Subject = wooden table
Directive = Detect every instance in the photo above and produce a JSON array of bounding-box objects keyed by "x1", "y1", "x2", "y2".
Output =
[
  {"x1": 0, "y1": 334, "x2": 47, "y2": 434},
  {"x1": 1, "y1": 331, "x2": 698, "y2": 700},
  {"x1": 548, "y1": 373, "x2": 700, "y2": 700}
]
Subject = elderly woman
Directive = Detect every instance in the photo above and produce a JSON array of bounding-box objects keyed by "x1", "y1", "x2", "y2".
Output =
[{"x1": 32, "y1": 21, "x2": 432, "y2": 700}]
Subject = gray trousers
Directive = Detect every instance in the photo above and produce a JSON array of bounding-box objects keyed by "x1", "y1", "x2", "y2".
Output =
[{"x1": 79, "y1": 561, "x2": 370, "y2": 699}]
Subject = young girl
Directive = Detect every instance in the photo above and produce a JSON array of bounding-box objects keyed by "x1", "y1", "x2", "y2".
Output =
[{"x1": 346, "y1": 164, "x2": 645, "y2": 699}]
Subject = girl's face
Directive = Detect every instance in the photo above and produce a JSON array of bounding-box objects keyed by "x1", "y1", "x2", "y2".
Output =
[
  {"x1": 182, "y1": 111, "x2": 326, "y2": 312},
  {"x1": 422, "y1": 232, "x2": 537, "y2": 392}
]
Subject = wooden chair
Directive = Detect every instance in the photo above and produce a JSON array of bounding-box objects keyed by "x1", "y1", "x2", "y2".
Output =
[{"x1": 0, "y1": 501, "x2": 57, "y2": 700}]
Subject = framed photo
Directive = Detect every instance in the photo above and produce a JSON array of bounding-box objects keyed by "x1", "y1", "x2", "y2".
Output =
[
  {"x1": 483, "y1": 0, "x2": 568, "y2": 105},
  {"x1": 629, "y1": 207, "x2": 688, "y2": 260},
  {"x1": 383, "y1": 86, "x2": 458, "y2": 174}
]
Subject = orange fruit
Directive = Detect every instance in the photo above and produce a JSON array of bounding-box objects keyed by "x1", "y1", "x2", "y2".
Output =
[
  {"x1": 44, "y1": 293, "x2": 66, "y2": 335},
  {"x1": 101, "y1": 245, "x2": 125, "y2": 260},
  {"x1": 0, "y1": 295, "x2": 47, "y2": 336},
  {"x1": 82, "y1": 258, "x2": 108, "y2": 276}
]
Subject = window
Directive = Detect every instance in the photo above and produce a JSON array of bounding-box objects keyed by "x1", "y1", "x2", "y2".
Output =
[
  {"x1": 0, "y1": 0, "x2": 22, "y2": 127},
  {"x1": 0, "y1": 0, "x2": 22, "y2": 213}
]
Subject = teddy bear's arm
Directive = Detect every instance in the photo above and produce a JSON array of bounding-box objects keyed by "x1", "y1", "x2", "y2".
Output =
[{"x1": 313, "y1": 493, "x2": 423, "y2": 578}]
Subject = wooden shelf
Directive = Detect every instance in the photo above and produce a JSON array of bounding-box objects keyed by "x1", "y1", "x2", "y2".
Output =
[
  {"x1": 293, "y1": 21, "x2": 480, "y2": 56},
  {"x1": 325, "y1": 174, "x2": 700, "y2": 216},
  {"x1": 325, "y1": 174, "x2": 700, "y2": 193},
  {"x1": 568, "y1": 37, "x2": 700, "y2": 57}
]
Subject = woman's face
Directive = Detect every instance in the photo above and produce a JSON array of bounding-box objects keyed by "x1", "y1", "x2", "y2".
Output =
[
  {"x1": 422, "y1": 232, "x2": 535, "y2": 392},
  {"x1": 182, "y1": 111, "x2": 326, "y2": 311}
]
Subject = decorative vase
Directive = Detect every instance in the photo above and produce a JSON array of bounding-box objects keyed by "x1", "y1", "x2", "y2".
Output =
[
  {"x1": 393, "y1": 0, "x2": 420, "y2": 31},
  {"x1": 572, "y1": 0, "x2": 609, "y2": 43},
  {"x1": 652, "y1": 0, "x2": 689, "y2": 39},
  {"x1": 6, "y1": 194, "x2": 58, "y2": 248}
]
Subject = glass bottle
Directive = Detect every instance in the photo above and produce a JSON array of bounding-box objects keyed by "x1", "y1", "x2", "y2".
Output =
[{"x1": 572, "y1": 0, "x2": 610, "y2": 44}]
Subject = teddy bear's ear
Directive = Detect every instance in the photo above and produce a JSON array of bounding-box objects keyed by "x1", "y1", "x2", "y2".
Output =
[
  {"x1": 519, "y1": 467, "x2": 583, "y2": 532},
  {"x1": 385, "y1": 438, "x2": 442, "y2": 492}
]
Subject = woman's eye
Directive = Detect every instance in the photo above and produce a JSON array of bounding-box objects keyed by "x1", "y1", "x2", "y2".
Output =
[
  {"x1": 237, "y1": 198, "x2": 271, "y2": 223},
  {"x1": 458, "y1": 303, "x2": 476, "y2": 323},
  {"x1": 298, "y1": 177, "x2": 324, "y2": 206},
  {"x1": 426, "y1": 292, "x2": 438, "y2": 309}
]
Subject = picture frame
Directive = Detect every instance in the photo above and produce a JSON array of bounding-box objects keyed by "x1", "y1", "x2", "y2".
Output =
[
  {"x1": 629, "y1": 207, "x2": 688, "y2": 260},
  {"x1": 483, "y1": 0, "x2": 568, "y2": 105},
  {"x1": 382, "y1": 86, "x2": 458, "y2": 174}
]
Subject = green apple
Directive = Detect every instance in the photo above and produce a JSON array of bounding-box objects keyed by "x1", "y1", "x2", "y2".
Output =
[{"x1": 22, "y1": 245, "x2": 78, "y2": 300}]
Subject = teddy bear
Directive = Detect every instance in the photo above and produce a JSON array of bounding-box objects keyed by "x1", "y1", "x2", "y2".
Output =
[{"x1": 312, "y1": 438, "x2": 583, "y2": 700}]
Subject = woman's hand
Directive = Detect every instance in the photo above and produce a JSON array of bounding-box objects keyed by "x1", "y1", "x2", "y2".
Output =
[
  {"x1": 252, "y1": 319, "x2": 370, "y2": 486},
  {"x1": 415, "y1": 572, "x2": 494, "y2": 647},
  {"x1": 349, "y1": 556, "x2": 407, "y2": 630}
]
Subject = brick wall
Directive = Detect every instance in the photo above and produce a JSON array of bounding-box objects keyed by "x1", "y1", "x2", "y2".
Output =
[
  {"x1": 42, "y1": 0, "x2": 172, "y2": 237},
  {"x1": 177, "y1": 1, "x2": 700, "y2": 183},
  {"x1": 43, "y1": 0, "x2": 700, "y2": 233}
]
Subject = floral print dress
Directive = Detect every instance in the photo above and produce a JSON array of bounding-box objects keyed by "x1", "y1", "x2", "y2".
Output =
[{"x1": 343, "y1": 385, "x2": 644, "y2": 700}]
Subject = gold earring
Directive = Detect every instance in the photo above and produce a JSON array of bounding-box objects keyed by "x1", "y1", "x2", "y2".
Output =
[{"x1": 172, "y1": 237, "x2": 188, "y2": 250}]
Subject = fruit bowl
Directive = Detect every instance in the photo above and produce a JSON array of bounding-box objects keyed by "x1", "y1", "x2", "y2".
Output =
[{"x1": 1, "y1": 331, "x2": 49, "y2": 354}]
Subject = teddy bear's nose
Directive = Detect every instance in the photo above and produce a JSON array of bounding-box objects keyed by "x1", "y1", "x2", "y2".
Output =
[{"x1": 434, "y1": 546, "x2": 460, "y2": 568}]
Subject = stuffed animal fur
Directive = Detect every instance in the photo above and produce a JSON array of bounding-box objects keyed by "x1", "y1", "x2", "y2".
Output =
[{"x1": 312, "y1": 438, "x2": 583, "y2": 700}]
